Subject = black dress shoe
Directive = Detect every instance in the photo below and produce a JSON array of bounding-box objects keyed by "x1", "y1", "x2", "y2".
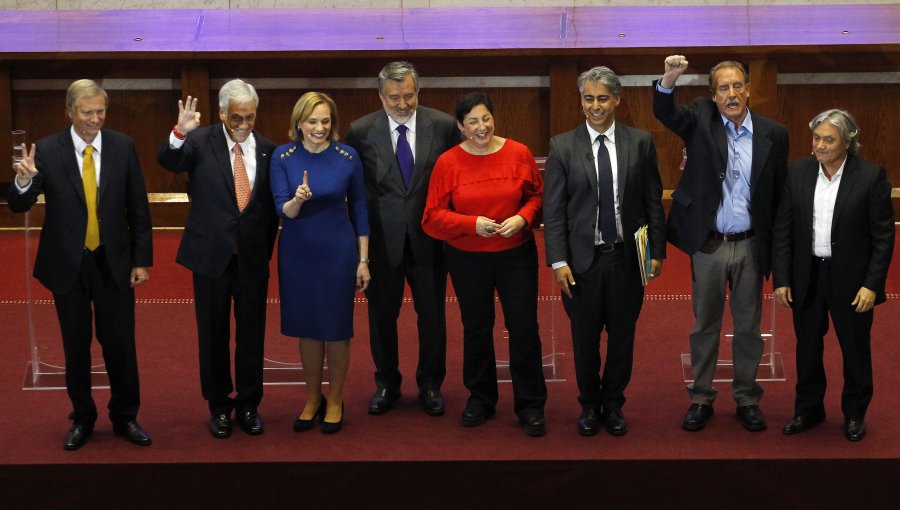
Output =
[
  {"x1": 419, "y1": 389, "x2": 446, "y2": 416},
  {"x1": 113, "y1": 421, "x2": 152, "y2": 446},
  {"x1": 294, "y1": 398, "x2": 327, "y2": 432},
  {"x1": 368, "y1": 386, "x2": 401, "y2": 415},
  {"x1": 321, "y1": 403, "x2": 344, "y2": 434},
  {"x1": 63, "y1": 423, "x2": 93, "y2": 451},
  {"x1": 845, "y1": 419, "x2": 866, "y2": 442},
  {"x1": 209, "y1": 413, "x2": 233, "y2": 438},
  {"x1": 782, "y1": 414, "x2": 825, "y2": 435},
  {"x1": 682, "y1": 403, "x2": 714, "y2": 431},
  {"x1": 461, "y1": 404, "x2": 496, "y2": 427},
  {"x1": 237, "y1": 410, "x2": 264, "y2": 435},
  {"x1": 577, "y1": 407, "x2": 601, "y2": 436},
  {"x1": 519, "y1": 414, "x2": 546, "y2": 437},
  {"x1": 736, "y1": 404, "x2": 767, "y2": 432},
  {"x1": 603, "y1": 408, "x2": 629, "y2": 436}
]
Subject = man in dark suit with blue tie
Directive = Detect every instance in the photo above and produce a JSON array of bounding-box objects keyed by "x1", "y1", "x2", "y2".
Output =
[
  {"x1": 345, "y1": 61, "x2": 460, "y2": 416},
  {"x1": 9, "y1": 79, "x2": 153, "y2": 450},
  {"x1": 653, "y1": 55, "x2": 789, "y2": 433},
  {"x1": 544, "y1": 66, "x2": 666, "y2": 436},
  {"x1": 158, "y1": 80, "x2": 278, "y2": 438}
]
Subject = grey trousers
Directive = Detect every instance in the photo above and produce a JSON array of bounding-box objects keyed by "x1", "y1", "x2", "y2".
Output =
[{"x1": 687, "y1": 237, "x2": 764, "y2": 406}]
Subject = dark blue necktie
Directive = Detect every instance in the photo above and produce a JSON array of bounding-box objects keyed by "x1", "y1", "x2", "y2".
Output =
[
  {"x1": 597, "y1": 134, "x2": 617, "y2": 244},
  {"x1": 395, "y1": 124, "x2": 414, "y2": 188}
]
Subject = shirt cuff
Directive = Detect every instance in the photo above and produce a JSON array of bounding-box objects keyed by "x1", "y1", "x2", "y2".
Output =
[
  {"x1": 14, "y1": 178, "x2": 32, "y2": 193},
  {"x1": 551, "y1": 261, "x2": 568, "y2": 270},
  {"x1": 169, "y1": 132, "x2": 186, "y2": 149},
  {"x1": 656, "y1": 79, "x2": 675, "y2": 94}
]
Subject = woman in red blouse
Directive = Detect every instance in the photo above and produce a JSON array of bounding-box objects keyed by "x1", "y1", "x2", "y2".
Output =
[{"x1": 422, "y1": 92, "x2": 548, "y2": 437}]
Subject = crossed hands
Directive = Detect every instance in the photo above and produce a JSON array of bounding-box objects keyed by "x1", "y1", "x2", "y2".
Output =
[{"x1": 475, "y1": 215, "x2": 526, "y2": 238}]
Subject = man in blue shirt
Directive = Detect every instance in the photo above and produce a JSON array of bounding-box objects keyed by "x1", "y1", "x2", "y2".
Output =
[{"x1": 653, "y1": 55, "x2": 789, "y2": 433}]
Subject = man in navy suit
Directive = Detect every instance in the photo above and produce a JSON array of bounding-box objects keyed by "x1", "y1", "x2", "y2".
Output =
[
  {"x1": 158, "y1": 80, "x2": 278, "y2": 438},
  {"x1": 773, "y1": 109, "x2": 894, "y2": 441},
  {"x1": 544, "y1": 66, "x2": 666, "y2": 436},
  {"x1": 345, "y1": 61, "x2": 459, "y2": 416},
  {"x1": 9, "y1": 79, "x2": 153, "y2": 450},
  {"x1": 654, "y1": 55, "x2": 789, "y2": 432}
]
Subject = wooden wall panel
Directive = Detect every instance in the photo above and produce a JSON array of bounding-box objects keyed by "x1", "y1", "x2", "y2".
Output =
[{"x1": 778, "y1": 84, "x2": 898, "y2": 179}]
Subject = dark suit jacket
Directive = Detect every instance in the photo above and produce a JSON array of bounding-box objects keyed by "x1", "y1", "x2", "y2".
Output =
[
  {"x1": 653, "y1": 81, "x2": 789, "y2": 277},
  {"x1": 8, "y1": 128, "x2": 153, "y2": 294},
  {"x1": 772, "y1": 155, "x2": 894, "y2": 306},
  {"x1": 344, "y1": 106, "x2": 460, "y2": 268},
  {"x1": 544, "y1": 122, "x2": 666, "y2": 274},
  {"x1": 157, "y1": 124, "x2": 278, "y2": 281}
]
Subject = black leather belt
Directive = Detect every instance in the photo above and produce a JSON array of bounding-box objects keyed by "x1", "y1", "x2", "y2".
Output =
[
  {"x1": 711, "y1": 230, "x2": 754, "y2": 242},
  {"x1": 596, "y1": 242, "x2": 624, "y2": 253}
]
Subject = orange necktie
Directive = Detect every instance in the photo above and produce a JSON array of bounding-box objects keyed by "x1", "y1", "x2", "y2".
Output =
[
  {"x1": 82, "y1": 145, "x2": 100, "y2": 250},
  {"x1": 233, "y1": 143, "x2": 251, "y2": 211}
]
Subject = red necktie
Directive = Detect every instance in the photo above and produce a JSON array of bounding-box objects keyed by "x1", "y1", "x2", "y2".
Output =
[{"x1": 233, "y1": 143, "x2": 251, "y2": 211}]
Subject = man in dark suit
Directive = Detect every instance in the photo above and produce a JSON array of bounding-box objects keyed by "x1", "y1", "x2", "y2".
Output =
[
  {"x1": 157, "y1": 80, "x2": 278, "y2": 438},
  {"x1": 544, "y1": 66, "x2": 666, "y2": 436},
  {"x1": 9, "y1": 79, "x2": 153, "y2": 450},
  {"x1": 345, "y1": 61, "x2": 459, "y2": 416},
  {"x1": 773, "y1": 109, "x2": 893, "y2": 442},
  {"x1": 654, "y1": 55, "x2": 789, "y2": 432}
]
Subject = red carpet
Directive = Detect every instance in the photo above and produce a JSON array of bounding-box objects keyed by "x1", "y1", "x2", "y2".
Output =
[{"x1": 1, "y1": 230, "x2": 899, "y2": 508}]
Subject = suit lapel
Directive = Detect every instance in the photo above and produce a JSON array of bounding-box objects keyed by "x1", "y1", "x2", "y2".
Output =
[
  {"x1": 831, "y1": 155, "x2": 858, "y2": 233},
  {"x1": 211, "y1": 125, "x2": 238, "y2": 205},
  {"x1": 577, "y1": 126, "x2": 598, "y2": 194},
  {"x1": 253, "y1": 134, "x2": 269, "y2": 198},
  {"x1": 97, "y1": 131, "x2": 112, "y2": 207},
  {"x1": 799, "y1": 158, "x2": 818, "y2": 233},
  {"x1": 614, "y1": 124, "x2": 629, "y2": 202},
  {"x1": 410, "y1": 109, "x2": 435, "y2": 193},
  {"x1": 59, "y1": 130, "x2": 87, "y2": 208},
  {"x1": 750, "y1": 119, "x2": 773, "y2": 195},
  {"x1": 712, "y1": 116, "x2": 728, "y2": 171},
  {"x1": 373, "y1": 113, "x2": 407, "y2": 193}
]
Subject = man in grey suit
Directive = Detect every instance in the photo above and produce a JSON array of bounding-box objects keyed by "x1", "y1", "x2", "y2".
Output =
[
  {"x1": 654, "y1": 55, "x2": 789, "y2": 432},
  {"x1": 544, "y1": 66, "x2": 666, "y2": 436},
  {"x1": 345, "y1": 61, "x2": 460, "y2": 416}
]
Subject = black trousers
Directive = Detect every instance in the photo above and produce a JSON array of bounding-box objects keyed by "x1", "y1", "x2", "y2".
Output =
[
  {"x1": 193, "y1": 256, "x2": 268, "y2": 415},
  {"x1": 365, "y1": 235, "x2": 447, "y2": 392},
  {"x1": 563, "y1": 246, "x2": 644, "y2": 411},
  {"x1": 53, "y1": 247, "x2": 140, "y2": 426},
  {"x1": 792, "y1": 257, "x2": 874, "y2": 421},
  {"x1": 446, "y1": 240, "x2": 547, "y2": 417}
]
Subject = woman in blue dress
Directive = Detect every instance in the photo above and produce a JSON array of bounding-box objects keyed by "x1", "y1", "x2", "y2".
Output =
[{"x1": 270, "y1": 92, "x2": 370, "y2": 434}]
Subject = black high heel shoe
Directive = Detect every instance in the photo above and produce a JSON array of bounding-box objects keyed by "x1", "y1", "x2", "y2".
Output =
[
  {"x1": 293, "y1": 397, "x2": 327, "y2": 432},
  {"x1": 321, "y1": 403, "x2": 344, "y2": 434}
]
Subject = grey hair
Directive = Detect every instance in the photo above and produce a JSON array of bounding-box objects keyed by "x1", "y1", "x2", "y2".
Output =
[
  {"x1": 66, "y1": 79, "x2": 108, "y2": 111},
  {"x1": 218, "y1": 79, "x2": 259, "y2": 110},
  {"x1": 809, "y1": 108, "x2": 861, "y2": 154},
  {"x1": 577, "y1": 66, "x2": 622, "y2": 97},
  {"x1": 709, "y1": 60, "x2": 749, "y2": 91},
  {"x1": 377, "y1": 61, "x2": 420, "y2": 94}
]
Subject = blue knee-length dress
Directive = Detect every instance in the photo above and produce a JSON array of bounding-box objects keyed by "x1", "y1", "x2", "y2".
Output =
[{"x1": 270, "y1": 141, "x2": 369, "y2": 340}]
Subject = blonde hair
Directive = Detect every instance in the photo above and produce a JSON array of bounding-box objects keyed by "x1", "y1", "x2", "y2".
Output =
[
  {"x1": 289, "y1": 91, "x2": 338, "y2": 142},
  {"x1": 66, "y1": 79, "x2": 108, "y2": 111}
]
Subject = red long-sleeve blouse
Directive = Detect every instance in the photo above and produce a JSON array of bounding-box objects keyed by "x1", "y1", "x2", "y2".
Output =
[{"x1": 422, "y1": 139, "x2": 542, "y2": 253}]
